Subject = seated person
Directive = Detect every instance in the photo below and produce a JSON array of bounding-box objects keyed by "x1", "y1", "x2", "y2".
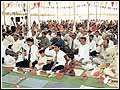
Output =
[
  {"x1": 5, "y1": 44, "x2": 18, "y2": 59},
  {"x1": 74, "y1": 37, "x2": 90, "y2": 64},
  {"x1": 16, "y1": 38, "x2": 38, "y2": 68},
  {"x1": 93, "y1": 39, "x2": 114, "y2": 65},
  {"x1": 45, "y1": 43, "x2": 69, "y2": 76},
  {"x1": 64, "y1": 53, "x2": 76, "y2": 76},
  {"x1": 35, "y1": 49, "x2": 53, "y2": 70}
]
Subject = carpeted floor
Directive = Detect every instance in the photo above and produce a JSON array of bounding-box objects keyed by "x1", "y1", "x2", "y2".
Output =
[{"x1": 2, "y1": 67, "x2": 116, "y2": 88}]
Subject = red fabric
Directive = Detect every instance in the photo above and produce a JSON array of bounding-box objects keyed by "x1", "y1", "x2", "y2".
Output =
[
  {"x1": 7, "y1": 67, "x2": 13, "y2": 73},
  {"x1": 82, "y1": 73, "x2": 88, "y2": 80},
  {"x1": 13, "y1": 85, "x2": 20, "y2": 88},
  {"x1": 91, "y1": 24, "x2": 97, "y2": 32},
  {"x1": 31, "y1": 69, "x2": 36, "y2": 75},
  {"x1": 111, "y1": 2, "x2": 114, "y2": 7},
  {"x1": 56, "y1": 72, "x2": 64, "y2": 80},
  {"x1": 98, "y1": 76, "x2": 104, "y2": 84},
  {"x1": 93, "y1": 71, "x2": 100, "y2": 77},
  {"x1": 37, "y1": 2, "x2": 40, "y2": 8}
]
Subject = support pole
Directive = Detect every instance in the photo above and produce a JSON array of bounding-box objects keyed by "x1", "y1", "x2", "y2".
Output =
[
  {"x1": 73, "y1": 1, "x2": 76, "y2": 32},
  {"x1": 57, "y1": 2, "x2": 58, "y2": 21},
  {"x1": 87, "y1": 2, "x2": 90, "y2": 31},
  {"x1": 27, "y1": 1, "x2": 31, "y2": 29},
  {"x1": 96, "y1": 2, "x2": 98, "y2": 21},
  {"x1": 3, "y1": 2, "x2": 5, "y2": 25}
]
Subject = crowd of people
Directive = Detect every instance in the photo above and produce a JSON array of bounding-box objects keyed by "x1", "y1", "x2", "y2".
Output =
[{"x1": 2, "y1": 16, "x2": 118, "y2": 78}]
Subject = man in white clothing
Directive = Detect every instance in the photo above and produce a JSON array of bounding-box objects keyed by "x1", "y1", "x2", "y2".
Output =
[
  {"x1": 16, "y1": 38, "x2": 38, "y2": 68},
  {"x1": 45, "y1": 43, "x2": 69, "y2": 72},
  {"x1": 89, "y1": 34, "x2": 97, "y2": 57},
  {"x1": 74, "y1": 37, "x2": 90, "y2": 63},
  {"x1": 93, "y1": 31, "x2": 102, "y2": 46}
]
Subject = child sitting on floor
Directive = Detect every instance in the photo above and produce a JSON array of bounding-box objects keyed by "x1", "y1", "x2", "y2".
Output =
[
  {"x1": 64, "y1": 53, "x2": 76, "y2": 76},
  {"x1": 35, "y1": 49, "x2": 53, "y2": 71}
]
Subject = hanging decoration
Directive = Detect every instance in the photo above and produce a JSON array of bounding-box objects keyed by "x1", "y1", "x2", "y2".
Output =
[
  {"x1": 111, "y1": 2, "x2": 114, "y2": 7},
  {"x1": 34, "y1": 3, "x2": 37, "y2": 8},
  {"x1": 37, "y1": 2, "x2": 40, "y2": 8}
]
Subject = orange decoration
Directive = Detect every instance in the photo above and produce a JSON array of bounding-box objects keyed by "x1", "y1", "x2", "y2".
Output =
[
  {"x1": 6, "y1": 67, "x2": 13, "y2": 73},
  {"x1": 56, "y1": 72, "x2": 64, "y2": 80}
]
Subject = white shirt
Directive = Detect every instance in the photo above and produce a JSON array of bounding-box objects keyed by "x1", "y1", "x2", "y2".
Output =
[
  {"x1": 109, "y1": 40, "x2": 114, "y2": 47},
  {"x1": 98, "y1": 39, "x2": 114, "y2": 47},
  {"x1": 77, "y1": 44, "x2": 90, "y2": 61},
  {"x1": 45, "y1": 49, "x2": 66, "y2": 66},
  {"x1": 32, "y1": 35, "x2": 38, "y2": 45},
  {"x1": 22, "y1": 44, "x2": 38, "y2": 63},
  {"x1": 46, "y1": 34, "x2": 52, "y2": 42},
  {"x1": 4, "y1": 55, "x2": 16, "y2": 65},
  {"x1": 27, "y1": 30, "x2": 32, "y2": 37},
  {"x1": 76, "y1": 33, "x2": 89, "y2": 44},
  {"x1": 10, "y1": 20, "x2": 15, "y2": 26},
  {"x1": 12, "y1": 39, "x2": 21, "y2": 53},
  {"x1": 6, "y1": 35, "x2": 14, "y2": 43},
  {"x1": 89, "y1": 40, "x2": 96, "y2": 52},
  {"x1": 94, "y1": 35, "x2": 102, "y2": 45},
  {"x1": 45, "y1": 47, "x2": 52, "y2": 55},
  {"x1": 2, "y1": 37, "x2": 14, "y2": 57}
]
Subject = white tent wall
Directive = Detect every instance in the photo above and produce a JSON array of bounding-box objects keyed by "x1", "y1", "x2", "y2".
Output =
[{"x1": 1, "y1": 1, "x2": 119, "y2": 25}]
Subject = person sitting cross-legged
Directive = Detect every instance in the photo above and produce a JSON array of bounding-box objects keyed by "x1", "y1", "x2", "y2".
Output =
[
  {"x1": 35, "y1": 49, "x2": 53, "y2": 71},
  {"x1": 44, "y1": 43, "x2": 69, "y2": 77},
  {"x1": 64, "y1": 53, "x2": 76, "y2": 76}
]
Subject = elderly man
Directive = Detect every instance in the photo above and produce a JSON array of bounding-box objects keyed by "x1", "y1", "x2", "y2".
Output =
[{"x1": 93, "y1": 39, "x2": 114, "y2": 65}]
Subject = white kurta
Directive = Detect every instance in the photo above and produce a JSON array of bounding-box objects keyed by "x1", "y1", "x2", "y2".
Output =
[
  {"x1": 45, "y1": 49, "x2": 66, "y2": 66},
  {"x1": 75, "y1": 44, "x2": 90, "y2": 63}
]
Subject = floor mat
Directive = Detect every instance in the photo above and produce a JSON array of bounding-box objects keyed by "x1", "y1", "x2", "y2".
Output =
[
  {"x1": 19, "y1": 78, "x2": 48, "y2": 88},
  {"x1": 80, "y1": 85, "x2": 96, "y2": 88},
  {"x1": 47, "y1": 82, "x2": 80, "y2": 88},
  {"x1": 74, "y1": 69, "x2": 84, "y2": 76},
  {"x1": 2, "y1": 74, "x2": 21, "y2": 84}
]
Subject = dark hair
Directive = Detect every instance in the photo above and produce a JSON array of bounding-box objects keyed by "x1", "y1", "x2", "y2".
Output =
[
  {"x1": 42, "y1": 31, "x2": 46, "y2": 35},
  {"x1": 39, "y1": 49, "x2": 45, "y2": 54},
  {"x1": 47, "y1": 30, "x2": 52, "y2": 33},
  {"x1": 26, "y1": 38, "x2": 34, "y2": 42},
  {"x1": 89, "y1": 34, "x2": 94, "y2": 38},
  {"x1": 54, "y1": 43, "x2": 61, "y2": 48},
  {"x1": 14, "y1": 34, "x2": 19, "y2": 37},
  {"x1": 11, "y1": 17, "x2": 13, "y2": 20},
  {"x1": 80, "y1": 37, "x2": 86, "y2": 41},
  {"x1": 67, "y1": 53, "x2": 74, "y2": 60},
  {"x1": 95, "y1": 31, "x2": 99, "y2": 33},
  {"x1": 57, "y1": 32, "x2": 61, "y2": 37},
  {"x1": 8, "y1": 44, "x2": 13, "y2": 49}
]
